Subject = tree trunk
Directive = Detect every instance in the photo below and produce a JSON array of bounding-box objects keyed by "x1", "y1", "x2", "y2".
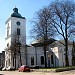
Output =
[
  {"x1": 19, "y1": 44, "x2": 22, "y2": 66},
  {"x1": 44, "y1": 45, "x2": 47, "y2": 68},
  {"x1": 15, "y1": 54, "x2": 16, "y2": 69},
  {"x1": 65, "y1": 23, "x2": 69, "y2": 66},
  {"x1": 65, "y1": 39, "x2": 69, "y2": 66},
  {"x1": 18, "y1": 35, "x2": 22, "y2": 66}
]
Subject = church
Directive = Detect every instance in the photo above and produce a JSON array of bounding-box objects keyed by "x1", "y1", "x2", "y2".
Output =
[{"x1": 4, "y1": 7, "x2": 74, "y2": 69}]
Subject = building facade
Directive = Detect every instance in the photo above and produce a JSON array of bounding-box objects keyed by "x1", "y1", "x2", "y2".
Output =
[
  {"x1": 4, "y1": 8, "x2": 73, "y2": 69},
  {"x1": 27, "y1": 40, "x2": 73, "y2": 68}
]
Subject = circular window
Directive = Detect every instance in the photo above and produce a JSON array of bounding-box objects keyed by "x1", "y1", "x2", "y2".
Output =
[{"x1": 16, "y1": 21, "x2": 21, "y2": 26}]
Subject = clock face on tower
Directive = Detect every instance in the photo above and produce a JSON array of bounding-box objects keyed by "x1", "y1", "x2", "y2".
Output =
[{"x1": 16, "y1": 21, "x2": 21, "y2": 26}]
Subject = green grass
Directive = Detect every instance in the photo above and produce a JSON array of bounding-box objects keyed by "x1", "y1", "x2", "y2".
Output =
[
  {"x1": 40, "y1": 66, "x2": 75, "y2": 69},
  {"x1": 38, "y1": 66, "x2": 75, "y2": 72}
]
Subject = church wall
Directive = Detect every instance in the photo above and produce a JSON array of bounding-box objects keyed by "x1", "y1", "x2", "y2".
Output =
[
  {"x1": 54, "y1": 42, "x2": 73, "y2": 67},
  {"x1": 68, "y1": 44, "x2": 72, "y2": 66},
  {"x1": 27, "y1": 46, "x2": 44, "y2": 67},
  {"x1": 50, "y1": 47, "x2": 59, "y2": 67},
  {"x1": 5, "y1": 19, "x2": 11, "y2": 38}
]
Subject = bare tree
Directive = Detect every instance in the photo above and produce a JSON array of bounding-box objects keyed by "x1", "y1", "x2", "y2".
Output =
[
  {"x1": 48, "y1": 0, "x2": 75, "y2": 66},
  {"x1": 7, "y1": 32, "x2": 23, "y2": 68},
  {"x1": 31, "y1": 8, "x2": 56, "y2": 67},
  {"x1": 30, "y1": 0, "x2": 75, "y2": 67}
]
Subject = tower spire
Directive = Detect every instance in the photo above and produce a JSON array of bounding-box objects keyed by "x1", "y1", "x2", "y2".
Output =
[
  {"x1": 15, "y1": 5, "x2": 16, "y2": 8},
  {"x1": 13, "y1": 7, "x2": 18, "y2": 13}
]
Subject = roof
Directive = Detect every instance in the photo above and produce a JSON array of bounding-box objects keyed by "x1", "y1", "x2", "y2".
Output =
[
  {"x1": 31, "y1": 38, "x2": 56, "y2": 47},
  {"x1": 50, "y1": 40, "x2": 74, "y2": 47},
  {"x1": 11, "y1": 7, "x2": 25, "y2": 19}
]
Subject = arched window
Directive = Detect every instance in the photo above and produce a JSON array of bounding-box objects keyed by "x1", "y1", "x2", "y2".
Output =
[
  {"x1": 31, "y1": 56, "x2": 34, "y2": 65},
  {"x1": 40, "y1": 56, "x2": 44, "y2": 65}
]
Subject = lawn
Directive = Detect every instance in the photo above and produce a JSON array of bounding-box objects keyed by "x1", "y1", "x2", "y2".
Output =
[{"x1": 35, "y1": 66, "x2": 75, "y2": 72}]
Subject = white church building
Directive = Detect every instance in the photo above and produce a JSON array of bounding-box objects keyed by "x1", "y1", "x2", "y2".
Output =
[{"x1": 5, "y1": 7, "x2": 73, "y2": 69}]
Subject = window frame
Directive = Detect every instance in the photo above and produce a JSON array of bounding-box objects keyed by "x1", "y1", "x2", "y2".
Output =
[
  {"x1": 31, "y1": 56, "x2": 34, "y2": 65},
  {"x1": 17, "y1": 28, "x2": 20, "y2": 35},
  {"x1": 51, "y1": 55, "x2": 54, "y2": 64},
  {"x1": 7, "y1": 29, "x2": 9, "y2": 37},
  {"x1": 40, "y1": 56, "x2": 44, "y2": 65}
]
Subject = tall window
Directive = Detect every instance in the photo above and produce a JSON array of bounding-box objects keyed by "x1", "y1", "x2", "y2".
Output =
[
  {"x1": 7, "y1": 23, "x2": 10, "y2": 37},
  {"x1": 7, "y1": 29, "x2": 9, "y2": 37},
  {"x1": 9, "y1": 59, "x2": 10, "y2": 66},
  {"x1": 7, "y1": 23, "x2": 9, "y2": 29},
  {"x1": 31, "y1": 56, "x2": 34, "y2": 65},
  {"x1": 40, "y1": 56, "x2": 44, "y2": 65},
  {"x1": 13, "y1": 58, "x2": 14, "y2": 66},
  {"x1": 17, "y1": 28, "x2": 20, "y2": 35},
  {"x1": 51, "y1": 55, "x2": 54, "y2": 64}
]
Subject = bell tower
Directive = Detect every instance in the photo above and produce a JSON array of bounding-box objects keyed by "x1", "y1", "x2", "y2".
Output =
[{"x1": 5, "y1": 7, "x2": 26, "y2": 69}]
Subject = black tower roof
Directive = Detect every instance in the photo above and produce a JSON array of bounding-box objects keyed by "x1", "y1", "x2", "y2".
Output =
[{"x1": 11, "y1": 7, "x2": 25, "y2": 19}]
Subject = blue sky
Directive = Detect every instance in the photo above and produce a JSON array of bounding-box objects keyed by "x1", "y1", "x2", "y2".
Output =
[{"x1": 0, "y1": 0, "x2": 53, "y2": 52}]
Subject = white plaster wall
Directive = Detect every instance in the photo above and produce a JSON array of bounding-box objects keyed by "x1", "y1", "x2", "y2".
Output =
[
  {"x1": 57, "y1": 43, "x2": 73, "y2": 67},
  {"x1": 20, "y1": 47, "x2": 26, "y2": 65},
  {"x1": 11, "y1": 17, "x2": 26, "y2": 68},
  {"x1": 58, "y1": 45, "x2": 65, "y2": 67},
  {"x1": 5, "y1": 19, "x2": 11, "y2": 38},
  {"x1": 36, "y1": 47, "x2": 44, "y2": 67},
  {"x1": 27, "y1": 46, "x2": 44, "y2": 67},
  {"x1": 27, "y1": 47, "x2": 35, "y2": 67},
  {"x1": 68, "y1": 44, "x2": 72, "y2": 66},
  {"x1": 11, "y1": 17, "x2": 26, "y2": 43},
  {"x1": 51, "y1": 47, "x2": 59, "y2": 67},
  {"x1": 5, "y1": 18, "x2": 12, "y2": 68},
  {"x1": 5, "y1": 17, "x2": 26, "y2": 68}
]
